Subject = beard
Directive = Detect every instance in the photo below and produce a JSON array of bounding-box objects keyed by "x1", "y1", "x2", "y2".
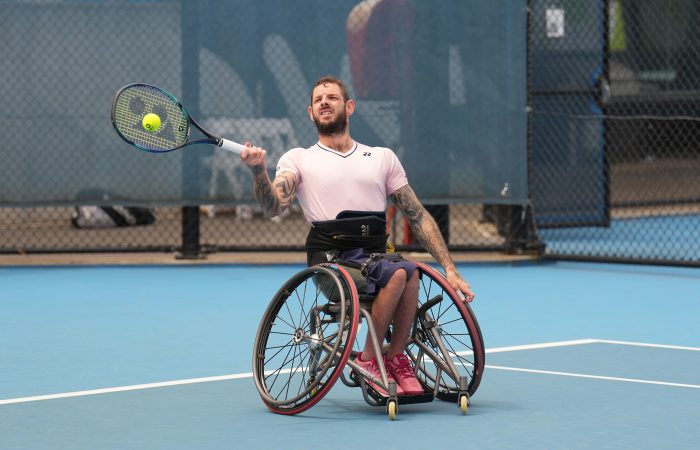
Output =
[{"x1": 313, "y1": 110, "x2": 348, "y2": 136}]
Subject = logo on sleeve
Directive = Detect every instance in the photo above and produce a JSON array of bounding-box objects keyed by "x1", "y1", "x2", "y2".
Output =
[{"x1": 363, "y1": 152, "x2": 372, "y2": 156}]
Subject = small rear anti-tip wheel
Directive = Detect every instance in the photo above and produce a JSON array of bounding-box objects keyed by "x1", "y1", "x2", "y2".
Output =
[
  {"x1": 459, "y1": 393, "x2": 470, "y2": 415},
  {"x1": 386, "y1": 399, "x2": 398, "y2": 420},
  {"x1": 253, "y1": 264, "x2": 360, "y2": 415}
]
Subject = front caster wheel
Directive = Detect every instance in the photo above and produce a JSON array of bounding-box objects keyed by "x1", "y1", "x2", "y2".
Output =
[
  {"x1": 387, "y1": 399, "x2": 398, "y2": 420},
  {"x1": 459, "y1": 393, "x2": 470, "y2": 415}
]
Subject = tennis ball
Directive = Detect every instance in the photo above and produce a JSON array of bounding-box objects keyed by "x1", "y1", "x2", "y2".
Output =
[{"x1": 142, "y1": 113, "x2": 161, "y2": 132}]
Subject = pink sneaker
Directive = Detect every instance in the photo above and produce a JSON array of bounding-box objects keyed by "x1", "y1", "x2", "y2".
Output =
[
  {"x1": 354, "y1": 354, "x2": 404, "y2": 396},
  {"x1": 385, "y1": 354, "x2": 424, "y2": 395}
]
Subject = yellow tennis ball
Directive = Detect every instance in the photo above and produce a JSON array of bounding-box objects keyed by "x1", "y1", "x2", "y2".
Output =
[{"x1": 142, "y1": 113, "x2": 161, "y2": 132}]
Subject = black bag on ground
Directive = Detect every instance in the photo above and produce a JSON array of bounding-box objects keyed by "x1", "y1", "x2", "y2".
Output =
[{"x1": 71, "y1": 189, "x2": 156, "y2": 229}]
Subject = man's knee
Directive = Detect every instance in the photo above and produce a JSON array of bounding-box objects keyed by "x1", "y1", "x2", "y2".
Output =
[
  {"x1": 407, "y1": 269, "x2": 419, "y2": 289},
  {"x1": 388, "y1": 268, "x2": 408, "y2": 286}
]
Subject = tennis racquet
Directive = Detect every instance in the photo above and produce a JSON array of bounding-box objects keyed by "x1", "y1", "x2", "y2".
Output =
[{"x1": 111, "y1": 83, "x2": 244, "y2": 154}]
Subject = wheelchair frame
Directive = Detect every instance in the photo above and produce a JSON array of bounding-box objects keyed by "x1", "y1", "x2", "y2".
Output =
[{"x1": 252, "y1": 261, "x2": 485, "y2": 420}]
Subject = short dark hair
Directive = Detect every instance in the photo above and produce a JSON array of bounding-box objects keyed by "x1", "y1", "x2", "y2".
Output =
[{"x1": 311, "y1": 76, "x2": 350, "y2": 104}]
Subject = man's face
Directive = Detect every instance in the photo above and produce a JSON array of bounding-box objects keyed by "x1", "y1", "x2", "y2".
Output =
[{"x1": 308, "y1": 83, "x2": 352, "y2": 135}]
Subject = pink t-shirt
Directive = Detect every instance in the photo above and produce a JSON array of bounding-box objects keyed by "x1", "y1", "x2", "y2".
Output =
[{"x1": 275, "y1": 141, "x2": 408, "y2": 222}]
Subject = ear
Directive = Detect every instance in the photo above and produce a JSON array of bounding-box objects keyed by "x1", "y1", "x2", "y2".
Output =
[
  {"x1": 346, "y1": 99, "x2": 355, "y2": 117},
  {"x1": 307, "y1": 105, "x2": 314, "y2": 121}
]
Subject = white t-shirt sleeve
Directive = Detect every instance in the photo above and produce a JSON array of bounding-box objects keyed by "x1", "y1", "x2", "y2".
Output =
[
  {"x1": 275, "y1": 148, "x2": 301, "y2": 179},
  {"x1": 384, "y1": 148, "x2": 409, "y2": 195}
]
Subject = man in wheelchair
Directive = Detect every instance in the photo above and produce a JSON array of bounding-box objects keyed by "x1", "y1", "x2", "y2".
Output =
[{"x1": 241, "y1": 76, "x2": 475, "y2": 397}]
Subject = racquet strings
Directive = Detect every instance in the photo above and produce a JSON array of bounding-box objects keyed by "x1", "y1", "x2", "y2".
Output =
[{"x1": 113, "y1": 85, "x2": 190, "y2": 152}]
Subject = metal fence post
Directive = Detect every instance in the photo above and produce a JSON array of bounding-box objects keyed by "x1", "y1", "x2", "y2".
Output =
[{"x1": 179, "y1": 0, "x2": 203, "y2": 259}]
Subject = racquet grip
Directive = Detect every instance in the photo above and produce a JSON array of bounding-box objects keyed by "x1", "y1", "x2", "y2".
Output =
[{"x1": 218, "y1": 138, "x2": 245, "y2": 154}]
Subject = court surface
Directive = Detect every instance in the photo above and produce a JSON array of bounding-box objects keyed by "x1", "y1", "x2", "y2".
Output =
[{"x1": 1, "y1": 261, "x2": 699, "y2": 449}]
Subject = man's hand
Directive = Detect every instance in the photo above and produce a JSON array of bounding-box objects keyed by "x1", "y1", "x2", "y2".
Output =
[
  {"x1": 240, "y1": 142, "x2": 267, "y2": 168},
  {"x1": 446, "y1": 268, "x2": 475, "y2": 302}
]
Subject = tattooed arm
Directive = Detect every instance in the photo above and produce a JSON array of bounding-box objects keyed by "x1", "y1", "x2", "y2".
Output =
[
  {"x1": 253, "y1": 169, "x2": 297, "y2": 218},
  {"x1": 390, "y1": 184, "x2": 475, "y2": 301},
  {"x1": 240, "y1": 144, "x2": 297, "y2": 218}
]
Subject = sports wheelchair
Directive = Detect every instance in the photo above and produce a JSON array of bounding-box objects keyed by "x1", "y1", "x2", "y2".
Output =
[{"x1": 252, "y1": 259, "x2": 485, "y2": 420}]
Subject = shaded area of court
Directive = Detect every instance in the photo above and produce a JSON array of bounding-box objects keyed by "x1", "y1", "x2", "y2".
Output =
[{"x1": 1, "y1": 261, "x2": 699, "y2": 449}]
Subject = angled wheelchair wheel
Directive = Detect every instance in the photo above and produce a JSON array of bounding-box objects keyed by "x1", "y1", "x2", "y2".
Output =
[
  {"x1": 253, "y1": 264, "x2": 360, "y2": 415},
  {"x1": 407, "y1": 262, "x2": 485, "y2": 400}
]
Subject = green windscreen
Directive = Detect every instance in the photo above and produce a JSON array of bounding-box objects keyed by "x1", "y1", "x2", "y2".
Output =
[{"x1": 0, "y1": 0, "x2": 527, "y2": 206}]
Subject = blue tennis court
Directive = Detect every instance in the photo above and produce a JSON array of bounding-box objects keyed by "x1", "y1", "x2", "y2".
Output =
[
  {"x1": 540, "y1": 213, "x2": 700, "y2": 262},
  {"x1": 2, "y1": 260, "x2": 698, "y2": 449}
]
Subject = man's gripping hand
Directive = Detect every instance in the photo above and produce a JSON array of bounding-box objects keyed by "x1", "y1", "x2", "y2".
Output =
[
  {"x1": 240, "y1": 142, "x2": 267, "y2": 169},
  {"x1": 446, "y1": 268, "x2": 476, "y2": 303}
]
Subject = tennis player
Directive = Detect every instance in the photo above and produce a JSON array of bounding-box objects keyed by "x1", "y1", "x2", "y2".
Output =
[{"x1": 241, "y1": 76, "x2": 475, "y2": 396}]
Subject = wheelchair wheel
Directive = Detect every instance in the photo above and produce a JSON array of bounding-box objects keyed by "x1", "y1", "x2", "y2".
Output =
[
  {"x1": 253, "y1": 264, "x2": 360, "y2": 415},
  {"x1": 408, "y1": 262, "x2": 485, "y2": 400}
]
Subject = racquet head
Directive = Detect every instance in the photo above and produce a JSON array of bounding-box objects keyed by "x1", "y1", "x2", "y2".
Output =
[{"x1": 111, "y1": 83, "x2": 191, "y2": 153}]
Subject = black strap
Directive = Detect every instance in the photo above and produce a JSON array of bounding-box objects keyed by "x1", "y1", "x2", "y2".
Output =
[{"x1": 100, "y1": 207, "x2": 129, "y2": 227}]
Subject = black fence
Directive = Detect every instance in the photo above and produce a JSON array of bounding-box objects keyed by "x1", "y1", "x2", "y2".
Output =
[
  {"x1": 1, "y1": 0, "x2": 698, "y2": 266},
  {"x1": 530, "y1": 0, "x2": 700, "y2": 266}
]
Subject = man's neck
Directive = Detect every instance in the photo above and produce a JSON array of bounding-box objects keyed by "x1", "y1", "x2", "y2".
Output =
[{"x1": 318, "y1": 133, "x2": 354, "y2": 153}]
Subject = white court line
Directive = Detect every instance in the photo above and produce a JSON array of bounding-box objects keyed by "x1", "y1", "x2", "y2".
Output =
[
  {"x1": 484, "y1": 338, "x2": 598, "y2": 354},
  {"x1": 479, "y1": 338, "x2": 700, "y2": 355},
  {"x1": 485, "y1": 365, "x2": 700, "y2": 390},
  {"x1": 0, "y1": 373, "x2": 252, "y2": 406},
  {"x1": 2, "y1": 338, "x2": 698, "y2": 406},
  {"x1": 594, "y1": 339, "x2": 700, "y2": 352}
]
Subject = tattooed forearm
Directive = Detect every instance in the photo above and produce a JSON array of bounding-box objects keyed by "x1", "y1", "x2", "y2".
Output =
[
  {"x1": 252, "y1": 167, "x2": 279, "y2": 217},
  {"x1": 391, "y1": 186, "x2": 425, "y2": 228},
  {"x1": 252, "y1": 169, "x2": 296, "y2": 218},
  {"x1": 391, "y1": 185, "x2": 455, "y2": 271}
]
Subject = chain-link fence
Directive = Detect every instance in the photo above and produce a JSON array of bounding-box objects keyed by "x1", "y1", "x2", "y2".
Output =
[
  {"x1": 1, "y1": 0, "x2": 698, "y2": 266},
  {"x1": 530, "y1": 0, "x2": 700, "y2": 265},
  {"x1": 1, "y1": 0, "x2": 530, "y2": 256}
]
